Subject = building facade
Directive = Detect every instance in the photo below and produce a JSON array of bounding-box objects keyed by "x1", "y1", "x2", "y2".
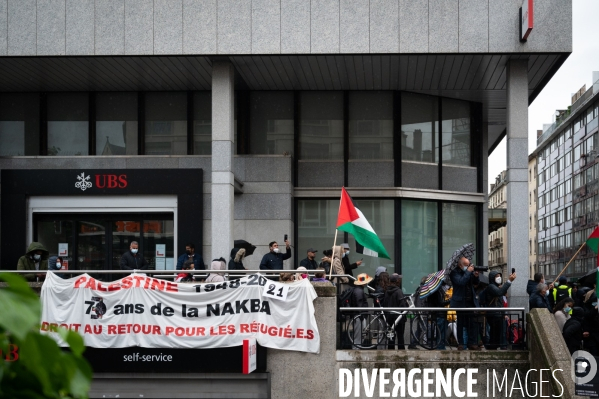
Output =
[
  {"x1": 535, "y1": 73, "x2": 599, "y2": 282},
  {"x1": 529, "y1": 154, "x2": 538, "y2": 278},
  {"x1": 488, "y1": 171, "x2": 507, "y2": 276}
]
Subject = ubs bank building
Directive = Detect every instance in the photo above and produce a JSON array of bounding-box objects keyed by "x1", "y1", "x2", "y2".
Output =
[{"x1": 0, "y1": 1, "x2": 570, "y2": 394}]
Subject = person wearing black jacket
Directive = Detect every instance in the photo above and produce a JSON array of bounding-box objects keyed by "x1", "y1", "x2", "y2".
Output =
[
  {"x1": 427, "y1": 283, "x2": 451, "y2": 350},
  {"x1": 562, "y1": 307, "x2": 586, "y2": 355},
  {"x1": 259, "y1": 240, "x2": 292, "y2": 270},
  {"x1": 298, "y1": 248, "x2": 318, "y2": 270},
  {"x1": 350, "y1": 273, "x2": 371, "y2": 349},
  {"x1": 341, "y1": 243, "x2": 362, "y2": 284},
  {"x1": 228, "y1": 248, "x2": 246, "y2": 270},
  {"x1": 120, "y1": 241, "x2": 149, "y2": 270},
  {"x1": 529, "y1": 283, "x2": 552, "y2": 312},
  {"x1": 382, "y1": 274, "x2": 406, "y2": 350},
  {"x1": 582, "y1": 289, "x2": 599, "y2": 356},
  {"x1": 483, "y1": 270, "x2": 515, "y2": 350}
]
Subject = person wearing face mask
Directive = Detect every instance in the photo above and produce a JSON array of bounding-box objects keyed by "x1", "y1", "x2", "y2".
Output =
[
  {"x1": 120, "y1": 241, "x2": 149, "y2": 270},
  {"x1": 17, "y1": 242, "x2": 49, "y2": 282},
  {"x1": 549, "y1": 276, "x2": 571, "y2": 312},
  {"x1": 553, "y1": 297, "x2": 574, "y2": 332},
  {"x1": 259, "y1": 240, "x2": 292, "y2": 271},
  {"x1": 340, "y1": 243, "x2": 363, "y2": 285},
  {"x1": 176, "y1": 242, "x2": 205, "y2": 271},
  {"x1": 449, "y1": 257, "x2": 481, "y2": 350},
  {"x1": 481, "y1": 270, "x2": 516, "y2": 350}
]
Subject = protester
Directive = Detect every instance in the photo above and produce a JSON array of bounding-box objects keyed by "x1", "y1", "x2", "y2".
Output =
[
  {"x1": 482, "y1": 270, "x2": 516, "y2": 350},
  {"x1": 529, "y1": 283, "x2": 552, "y2": 312},
  {"x1": 206, "y1": 258, "x2": 227, "y2": 283},
  {"x1": 228, "y1": 248, "x2": 247, "y2": 270},
  {"x1": 319, "y1": 249, "x2": 333, "y2": 276},
  {"x1": 260, "y1": 240, "x2": 292, "y2": 270},
  {"x1": 48, "y1": 255, "x2": 66, "y2": 279},
  {"x1": 331, "y1": 245, "x2": 348, "y2": 284},
  {"x1": 279, "y1": 272, "x2": 295, "y2": 283},
  {"x1": 582, "y1": 287, "x2": 599, "y2": 356},
  {"x1": 562, "y1": 307, "x2": 586, "y2": 355},
  {"x1": 449, "y1": 257, "x2": 481, "y2": 350},
  {"x1": 426, "y1": 281, "x2": 451, "y2": 350},
  {"x1": 17, "y1": 242, "x2": 49, "y2": 282},
  {"x1": 341, "y1": 243, "x2": 363, "y2": 284},
  {"x1": 295, "y1": 266, "x2": 309, "y2": 281},
  {"x1": 175, "y1": 259, "x2": 195, "y2": 282},
  {"x1": 120, "y1": 241, "x2": 149, "y2": 270},
  {"x1": 368, "y1": 266, "x2": 387, "y2": 290},
  {"x1": 298, "y1": 248, "x2": 318, "y2": 270},
  {"x1": 553, "y1": 297, "x2": 574, "y2": 332},
  {"x1": 312, "y1": 268, "x2": 332, "y2": 285},
  {"x1": 374, "y1": 272, "x2": 390, "y2": 295},
  {"x1": 575, "y1": 286, "x2": 591, "y2": 308},
  {"x1": 549, "y1": 276, "x2": 571, "y2": 311},
  {"x1": 176, "y1": 242, "x2": 205, "y2": 270},
  {"x1": 527, "y1": 272, "x2": 553, "y2": 297},
  {"x1": 350, "y1": 273, "x2": 371, "y2": 349},
  {"x1": 382, "y1": 274, "x2": 406, "y2": 350}
]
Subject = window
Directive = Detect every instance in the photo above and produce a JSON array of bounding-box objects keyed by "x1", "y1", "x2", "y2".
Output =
[
  {"x1": 47, "y1": 93, "x2": 89, "y2": 156},
  {"x1": 96, "y1": 93, "x2": 138, "y2": 155},
  {"x1": 349, "y1": 92, "x2": 393, "y2": 160},
  {"x1": 299, "y1": 92, "x2": 343, "y2": 160},
  {"x1": 401, "y1": 92, "x2": 439, "y2": 163},
  {"x1": 441, "y1": 98, "x2": 471, "y2": 166},
  {"x1": 564, "y1": 126, "x2": 572, "y2": 140},
  {"x1": 0, "y1": 93, "x2": 40, "y2": 156},
  {"x1": 193, "y1": 92, "x2": 212, "y2": 155},
  {"x1": 249, "y1": 92, "x2": 293, "y2": 155},
  {"x1": 565, "y1": 151, "x2": 571, "y2": 167},
  {"x1": 575, "y1": 144, "x2": 581, "y2": 161},
  {"x1": 538, "y1": 193, "x2": 544, "y2": 208},
  {"x1": 145, "y1": 92, "x2": 187, "y2": 155}
]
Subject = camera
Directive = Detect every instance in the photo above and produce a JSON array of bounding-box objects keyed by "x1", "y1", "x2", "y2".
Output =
[{"x1": 473, "y1": 265, "x2": 489, "y2": 272}]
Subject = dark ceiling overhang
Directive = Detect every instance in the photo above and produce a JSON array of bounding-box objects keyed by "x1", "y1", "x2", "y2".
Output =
[{"x1": 0, "y1": 53, "x2": 569, "y2": 153}]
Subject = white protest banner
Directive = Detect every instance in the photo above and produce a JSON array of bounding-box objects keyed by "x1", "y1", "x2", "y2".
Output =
[{"x1": 40, "y1": 272, "x2": 320, "y2": 353}]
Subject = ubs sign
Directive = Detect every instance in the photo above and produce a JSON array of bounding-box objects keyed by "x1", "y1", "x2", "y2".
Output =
[{"x1": 75, "y1": 172, "x2": 128, "y2": 191}]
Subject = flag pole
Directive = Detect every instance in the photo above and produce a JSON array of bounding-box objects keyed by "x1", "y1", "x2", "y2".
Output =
[
  {"x1": 329, "y1": 229, "x2": 339, "y2": 280},
  {"x1": 554, "y1": 241, "x2": 586, "y2": 283}
]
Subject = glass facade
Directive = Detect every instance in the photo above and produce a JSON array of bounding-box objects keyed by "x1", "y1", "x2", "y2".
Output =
[
  {"x1": 298, "y1": 91, "x2": 344, "y2": 160},
  {"x1": 298, "y1": 198, "x2": 478, "y2": 294},
  {"x1": 0, "y1": 93, "x2": 40, "y2": 156},
  {"x1": 47, "y1": 93, "x2": 89, "y2": 156},
  {"x1": 145, "y1": 92, "x2": 187, "y2": 155},
  {"x1": 401, "y1": 92, "x2": 439, "y2": 164},
  {"x1": 193, "y1": 92, "x2": 212, "y2": 155},
  {"x1": 249, "y1": 92, "x2": 294, "y2": 155},
  {"x1": 96, "y1": 93, "x2": 138, "y2": 155},
  {"x1": 348, "y1": 92, "x2": 393, "y2": 160},
  {"x1": 441, "y1": 98, "x2": 471, "y2": 166}
]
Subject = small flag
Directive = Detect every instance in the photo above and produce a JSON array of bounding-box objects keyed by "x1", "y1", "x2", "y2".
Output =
[
  {"x1": 336, "y1": 187, "x2": 390, "y2": 259},
  {"x1": 586, "y1": 226, "x2": 599, "y2": 256}
]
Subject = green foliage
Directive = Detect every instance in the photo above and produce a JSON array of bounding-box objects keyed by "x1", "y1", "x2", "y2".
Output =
[{"x1": 0, "y1": 273, "x2": 92, "y2": 398}]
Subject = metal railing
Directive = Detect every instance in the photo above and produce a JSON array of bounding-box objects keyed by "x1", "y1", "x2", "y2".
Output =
[{"x1": 338, "y1": 306, "x2": 526, "y2": 351}]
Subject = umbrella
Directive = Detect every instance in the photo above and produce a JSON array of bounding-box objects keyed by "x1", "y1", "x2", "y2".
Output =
[
  {"x1": 419, "y1": 269, "x2": 448, "y2": 299},
  {"x1": 234, "y1": 240, "x2": 256, "y2": 256},
  {"x1": 445, "y1": 243, "x2": 475, "y2": 273},
  {"x1": 578, "y1": 268, "x2": 598, "y2": 288}
]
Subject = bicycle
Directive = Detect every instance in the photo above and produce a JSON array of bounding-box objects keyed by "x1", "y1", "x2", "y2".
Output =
[{"x1": 345, "y1": 293, "x2": 442, "y2": 350}]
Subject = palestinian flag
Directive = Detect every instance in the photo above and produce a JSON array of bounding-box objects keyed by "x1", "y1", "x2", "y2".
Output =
[
  {"x1": 586, "y1": 226, "x2": 599, "y2": 256},
  {"x1": 336, "y1": 187, "x2": 390, "y2": 259}
]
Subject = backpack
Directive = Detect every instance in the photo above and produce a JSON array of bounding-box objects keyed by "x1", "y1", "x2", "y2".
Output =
[
  {"x1": 507, "y1": 320, "x2": 524, "y2": 347},
  {"x1": 337, "y1": 287, "x2": 356, "y2": 322}
]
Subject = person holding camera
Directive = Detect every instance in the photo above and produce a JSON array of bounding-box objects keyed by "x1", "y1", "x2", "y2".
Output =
[
  {"x1": 259, "y1": 239, "x2": 291, "y2": 270},
  {"x1": 450, "y1": 257, "x2": 481, "y2": 350}
]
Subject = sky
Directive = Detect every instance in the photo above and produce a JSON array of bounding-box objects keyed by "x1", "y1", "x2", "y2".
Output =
[{"x1": 487, "y1": 0, "x2": 599, "y2": 191}]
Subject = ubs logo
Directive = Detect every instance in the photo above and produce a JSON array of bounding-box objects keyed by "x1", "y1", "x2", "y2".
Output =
[
  {"x1": 95, "y1": 174, "x2": 128, "y2": 189},
  {"x1": 75, "y1": 172, "x2": 93, "y2": 191}
]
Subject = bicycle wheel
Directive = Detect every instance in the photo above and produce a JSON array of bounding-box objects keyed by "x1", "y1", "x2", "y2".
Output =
[
  {"x1": 410, "y1": 315, "x2": 442, "y2": 350},
  {"x1": 347, "y1": 314, "x2": 386, "y2": 349}
]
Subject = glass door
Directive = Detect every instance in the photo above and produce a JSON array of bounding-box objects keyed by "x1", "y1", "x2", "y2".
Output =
[
  {"x1": 77, "y1": 220, "x2": 107, "y2": 274},
  {"x1": 111, "y1": 220, "x2": 141, "y2": 271}
]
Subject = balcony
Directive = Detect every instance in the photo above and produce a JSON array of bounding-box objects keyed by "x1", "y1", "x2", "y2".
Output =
[{"x1": 497, "y1": 257, "x2": 505, "y2": 264}]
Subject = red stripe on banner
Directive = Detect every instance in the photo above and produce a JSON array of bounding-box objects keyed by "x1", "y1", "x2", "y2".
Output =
[{"x1": 242, "y1": 339, "x2": 248, "y2": 374}]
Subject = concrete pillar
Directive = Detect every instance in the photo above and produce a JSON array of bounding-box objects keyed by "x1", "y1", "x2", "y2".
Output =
[
  {"x1": 506, "y1": 59, "x2": 529, "y2": 309},
  {"x1": 211, "y1": 62, "x2": 235, "y2": 261},
  {"x1": 482, "y1": 123, "x2": 489, "y2": 269}
]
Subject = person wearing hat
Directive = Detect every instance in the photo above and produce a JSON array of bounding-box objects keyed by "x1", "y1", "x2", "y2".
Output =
[
  {"x1": 549, "y1": 276, "x2": 572, "y2": 312},
  {"x1": 368, "y1": 266, "x2": 388, "y2": 290},
  {"x1": 17, "y1": 241, "x2": 49, "y2": 282},
  {"x1": 341, "y1": 243, "x2": 363, "y2": 284},
  {"x1": 298, "y1": 248, "x2": 318, "y2": 270},
  {"x1": 350, "y1": 273, "x2": 372, "y2": 349}
]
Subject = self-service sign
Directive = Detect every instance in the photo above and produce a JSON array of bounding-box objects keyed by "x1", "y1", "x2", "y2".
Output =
[{"x1": 243, "y1": 338, "x2": 257, "y2": 374}]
